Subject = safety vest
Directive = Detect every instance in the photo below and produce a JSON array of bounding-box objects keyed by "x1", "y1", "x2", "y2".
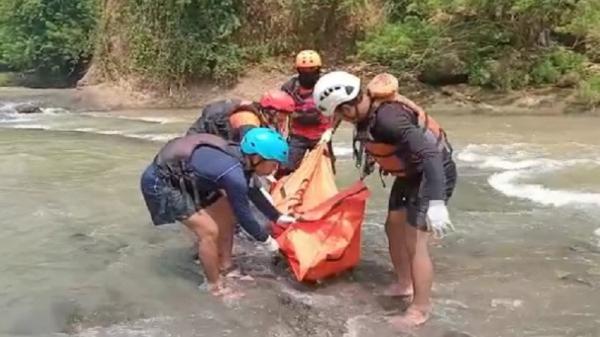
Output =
[
  {"x1": 358, "y1": 74, "x2": 450, "y2": 177},
  {"x1": 187, "y1": 100, "x2": 268, "y2": 141},
  {"x1": 155, "y1": 133, "x2": 242, "y2": 181},
  {"x1": 282, "y1": 77, "x2": 331, "y2": 139}
]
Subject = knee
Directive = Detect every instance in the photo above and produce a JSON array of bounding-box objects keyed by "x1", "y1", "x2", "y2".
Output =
[
  {"x1": 405, "y1": 242, "x2": 417, "y2": 259},
  {"x1": 197, "y1": 228, "x2": 219, "y2": 244},
  {"x1": 405, "y1": 228, "x2": 430, "y2": 259},
  {"x1": 190, "y1": 221, "x2": 219, "y2": 243}
]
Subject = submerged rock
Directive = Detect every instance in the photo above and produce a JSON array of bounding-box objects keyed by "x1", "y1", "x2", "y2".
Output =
[
  {"x1": 16, "y1": 103, "x2": 42, "y2": 114},
  {"x1": 3, "y1": 102, "x2": 43, "y2": 114}
]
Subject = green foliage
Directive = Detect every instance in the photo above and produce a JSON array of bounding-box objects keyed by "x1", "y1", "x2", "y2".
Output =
[
  {"x1": 0, "y1": 0, "x2": 97, "y2": 81},
  {"x1": 123, "y1": 0, "x2": 243, "y2": 86},
  {"x1": 467, "y1": 53, "x2": 531, "y2": 90},
  {"x1": 577, "y1": 74, "x2": 600, "y2": 107},
  {"x1": 560, "y1": 0, "x2": 600, "y2": 62},
  {"x1": 359, "y1": 0, "x2": 596, "y2": 90},
  {"x1": 0, "y1": 72, "x2": 17, "y2": 86},
  {"x1": 531, "y1": 48, "x2": 586, "y2": 84},
  {"x1": 2, "y1": 0, "x2": 595, "y2": 90},
  {"x1": 236, "y1": 0, "x2": 378, "y2": 62},
  {"x1": 357, "y1": 17, "x2": 441, "y2": 72},
  {"x1": 386, "y1": 0, "x2": 466, "y2": 20}
]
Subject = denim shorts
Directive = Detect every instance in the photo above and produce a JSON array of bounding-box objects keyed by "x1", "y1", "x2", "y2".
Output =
[{"x1": 140, "y1": 163, "x2": 221, "y2": 225}]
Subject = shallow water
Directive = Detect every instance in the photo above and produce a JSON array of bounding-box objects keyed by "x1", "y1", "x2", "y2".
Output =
[{"x1": 1, "y1": 95, "x2": 599, "y2": 337}]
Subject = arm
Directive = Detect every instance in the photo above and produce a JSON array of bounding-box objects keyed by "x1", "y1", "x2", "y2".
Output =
[
  {"x1": 377, "y1": 106, "x2": 446, "y2": 200},
  {"x1": 218, "y1": 166, "x2": 269, "y2": 242},
  {"x1": 248, "y1": 186, "x2": 281, "y2": 221}
]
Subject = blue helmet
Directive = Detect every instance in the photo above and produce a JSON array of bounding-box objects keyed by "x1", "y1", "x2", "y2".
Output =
[{"x1": 240, "y1": 127, "x2": 289, "y2": 164}]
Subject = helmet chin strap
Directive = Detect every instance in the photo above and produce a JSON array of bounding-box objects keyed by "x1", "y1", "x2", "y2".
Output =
[
  {"x1": 352, "y1": 95, "x2": 372, "y2": 123},
  {"x1": 245, "y1": 155, "x2": 264, "y2": 171},
  {"x1": 340, "y1": 104, "x2": 362, "y2": 123}
]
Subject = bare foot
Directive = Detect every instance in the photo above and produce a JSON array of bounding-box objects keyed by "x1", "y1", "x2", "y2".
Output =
[
  {"x1": 382, "y1": 282, "x2": 414, "y2": 298},
  {"x1": 223, "y1": 268, "x2": 244, "y2": 279},
  {"x1": 220, "y1": 263, "x2": 236, "y2": 275},
  {"x1": 207, "y1": 283, "x2": 245, "y2": 300},
  {"x1": 218, "y1": 287, "x2": 245, "y2": 301},
  {"x1": 388, "y1": 306, "x2": 430, "y2": 331}
]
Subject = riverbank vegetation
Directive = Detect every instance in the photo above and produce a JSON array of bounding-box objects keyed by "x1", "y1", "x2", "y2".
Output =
[{"x1": 1, "y1": 0, "x2": 598, "y2": 107}]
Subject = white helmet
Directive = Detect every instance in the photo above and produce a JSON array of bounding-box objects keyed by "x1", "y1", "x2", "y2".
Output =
[{"x1": 313, "y1": 71, "x2": 361, "y2": 117}]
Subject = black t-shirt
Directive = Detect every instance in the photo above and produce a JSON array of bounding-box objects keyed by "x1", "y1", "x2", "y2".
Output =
[{"x1": 368, "y1": 102, "x2": 448, "y2": 200}]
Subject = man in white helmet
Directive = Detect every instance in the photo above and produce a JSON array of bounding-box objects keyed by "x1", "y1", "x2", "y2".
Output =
[{"x1": 313, "y1": 71, "x2": 457, "y2": 329}]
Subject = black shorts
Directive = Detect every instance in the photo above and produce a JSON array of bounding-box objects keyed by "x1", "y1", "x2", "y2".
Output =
[
  {"x1": 140, "y1": 163, "x2": 222, "y2": 226},
  {"x1": 388, "y1": 159, "x2": 457, "y2": 230}
]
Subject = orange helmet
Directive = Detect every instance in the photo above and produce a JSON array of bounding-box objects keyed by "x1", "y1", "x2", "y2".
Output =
[
  {"x1": 259, "y1": 89, "x2": 295, "y2": 114},
  {"x1": 295, "y1": 50, "x2": 322, "y2": 68}
]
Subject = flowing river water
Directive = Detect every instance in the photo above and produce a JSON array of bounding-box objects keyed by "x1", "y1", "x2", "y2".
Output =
[{"x1": 1, "y1": 94, "x2": 599, "y2": 337}]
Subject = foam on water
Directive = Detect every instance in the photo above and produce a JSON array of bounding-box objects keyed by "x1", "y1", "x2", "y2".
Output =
[
  {"x1": 457, "y1": 143, "x2": 600, "y2": 208},
  {"x1": 81, "y1": 112, "x2": 183, "y2": 124},
  {"x1": 489, "y1": 169, "x2": 600, "y2": 207},
  {"x1": 9, "y1": 124, "x2": 50, "y2": 130},
  {"x1": 40, "y1": 107, "x2": 69, "y2": 114},
  {"x1": 3, "y1": 123, "x2": 178, "y2": 143},
  {"x1": 0, "y1": 113, "x2": 35, "y2": 123},
  {"x1": 70, "y1": 128, "x2": 179, "y2": 143}
]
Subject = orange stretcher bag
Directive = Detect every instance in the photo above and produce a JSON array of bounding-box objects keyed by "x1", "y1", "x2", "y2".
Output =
[{"x1": 271, "y1": 143, "x2": 370, "y2": 282}]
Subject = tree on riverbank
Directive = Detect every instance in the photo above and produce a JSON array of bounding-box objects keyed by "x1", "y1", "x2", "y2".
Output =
[{"x1": 0, "y1": 0, "x2": 97, "y2": 87}]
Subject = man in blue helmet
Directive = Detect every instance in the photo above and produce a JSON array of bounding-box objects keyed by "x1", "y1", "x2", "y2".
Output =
[{"x1": 140, "y1": 128, "x2": 296, "y2": 297}]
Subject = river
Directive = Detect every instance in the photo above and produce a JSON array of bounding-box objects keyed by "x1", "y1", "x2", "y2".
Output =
[{"x1": 1, "y1": 94, "x2": 599, "y2": 337}]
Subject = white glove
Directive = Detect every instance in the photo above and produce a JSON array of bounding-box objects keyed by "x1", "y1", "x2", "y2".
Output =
[
  {"x1": 261, "y1": 236, "x2": 280, "y2": 252},
  {"x1": 318, "y1": 128, "x2": 334, "y2": 144},
  {"x1": 426, "y1": 200, "x2": 454, "y2": 238},
  {"x1": 276, "y1": 214, "x2": 296, "y2": 226}
]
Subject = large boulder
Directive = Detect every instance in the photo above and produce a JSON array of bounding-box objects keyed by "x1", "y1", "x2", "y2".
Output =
[{"x1": 418, "y1": 52, "x2": 469, "y2": 85}]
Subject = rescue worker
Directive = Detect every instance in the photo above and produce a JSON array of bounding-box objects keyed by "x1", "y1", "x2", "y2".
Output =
[
  {"x1": 140, "y1": 128, "x2": 297, "y2": 297},
  {"x1": 313, "y1": 71, "x2": 457, "y2": 329},
  {"x1": 279, "y1": 50, "x2": 333, "y2": 175},
  {"x1": 186, "y1": 90, "x2": 295, "y2": 141}
]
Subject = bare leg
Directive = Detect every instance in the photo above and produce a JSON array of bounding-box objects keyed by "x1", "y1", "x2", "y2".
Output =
[
  {"x1": 389, "y1": 224, "x2": 433, "y2": 329},
  {"x1": 205, "y1": 193, "x2": 236, "y2": 272},
  {"x1": 383, "y1": 210, "x2": 413, "y2": 297},
  {"x1": 182, "y1": 212, "x2": 221, "y2": 289}
]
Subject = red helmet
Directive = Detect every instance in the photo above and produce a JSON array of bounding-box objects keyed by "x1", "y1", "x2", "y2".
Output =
[{"x1": 259, "y1": 89, "x2": 295, "y2": 114}]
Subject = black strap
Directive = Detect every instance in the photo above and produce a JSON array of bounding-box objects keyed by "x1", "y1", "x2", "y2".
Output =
[
  {"x1": 378, "y1": 169, "x2": 387, "y2": 188},
  {"x1": 326, "y1": 140, "x2": 337, "y2": 175}
]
